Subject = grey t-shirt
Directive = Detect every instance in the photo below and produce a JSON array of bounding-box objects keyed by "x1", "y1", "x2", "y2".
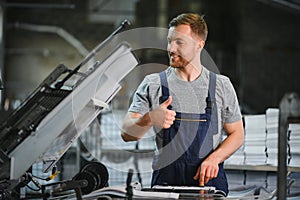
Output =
[{"x1": 129, "y1": 66, "x2": 242, "y2": 149}]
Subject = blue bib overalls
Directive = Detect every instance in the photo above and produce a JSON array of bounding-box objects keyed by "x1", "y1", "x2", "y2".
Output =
[{"x1": 151, "y1": 70, "x2": 228, "y2": 196}]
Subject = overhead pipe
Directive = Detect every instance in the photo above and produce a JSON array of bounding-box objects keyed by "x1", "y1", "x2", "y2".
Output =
[{"x1": 12, "y1": 22, "x2": 89, "y2": 57}]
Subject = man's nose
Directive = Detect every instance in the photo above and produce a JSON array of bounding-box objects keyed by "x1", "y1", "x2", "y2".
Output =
[{"x1": 167, "y1": 42, "x2": 177, "y2": 53}]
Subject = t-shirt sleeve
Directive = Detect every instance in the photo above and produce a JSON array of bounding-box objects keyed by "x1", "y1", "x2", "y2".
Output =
[
  {"x1": 128, "y1": 75, "x2": 161, "y2": 115},
  {"x1": 221, "y1": 78, "x2": 242, "y2": 123}
]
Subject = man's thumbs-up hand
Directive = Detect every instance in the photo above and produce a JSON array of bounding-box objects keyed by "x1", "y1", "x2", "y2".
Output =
[
  {"x1": 149, "y1": 96, "x2": 176, "y2": 128},
  {"x1": 160, "y1": 96, "x2": 173, "y2": 109}
]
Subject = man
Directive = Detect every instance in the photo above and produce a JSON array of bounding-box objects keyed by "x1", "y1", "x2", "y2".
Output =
[{"x1": 121, "y1": 13, "x2": 244, "y2": 196}]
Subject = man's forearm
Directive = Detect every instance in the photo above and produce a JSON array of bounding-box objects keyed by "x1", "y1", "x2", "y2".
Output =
[
  {"x1": 121, "y1": 112, "x2": 152, "y2": 142},
  {"x1": 208, "y1": 132, "x2": 244, "y2": 164},
  {"x1": 207, "y1": 120, "x2": 244, "y2": 164}
]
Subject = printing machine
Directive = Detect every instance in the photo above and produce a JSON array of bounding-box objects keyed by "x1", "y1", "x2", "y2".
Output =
[{"x1": 0, "y1": 20, "x2": 140, "y2": 199}]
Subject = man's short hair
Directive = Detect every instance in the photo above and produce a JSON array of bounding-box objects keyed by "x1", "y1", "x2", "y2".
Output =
[{"x1": 169, "y1": 13, "x2": 208, "y2": 41}]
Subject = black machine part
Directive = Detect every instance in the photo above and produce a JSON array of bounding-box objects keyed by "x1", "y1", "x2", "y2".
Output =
[
  {"x1": 72, "y1": 162, "x2": 109, "y2": 195},
  {"x1": 0, "y1": 180, "x2": 11, "y2": 200},
  {"x1": 0, "y1": 64, "x2": 70, "y2": 155}
]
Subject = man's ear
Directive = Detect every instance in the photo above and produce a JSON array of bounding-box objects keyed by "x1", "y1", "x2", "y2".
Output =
[{"x1": 198, "y1": 40, "x2": 205, "y2": 50}]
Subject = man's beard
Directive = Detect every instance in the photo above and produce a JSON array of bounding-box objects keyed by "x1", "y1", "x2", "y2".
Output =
[{"x1": 169, "y1": 54, "x2": 189, "y2": 68}]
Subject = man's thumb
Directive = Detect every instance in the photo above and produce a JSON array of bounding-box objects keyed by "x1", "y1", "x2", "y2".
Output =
[{"x1": 160, "y1": 96, "x2": 172, "y2": 108}]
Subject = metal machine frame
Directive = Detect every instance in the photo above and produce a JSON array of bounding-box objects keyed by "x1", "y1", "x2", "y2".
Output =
[{"x1": 0, "y1": 20, "x2": 138, "y2": 197}]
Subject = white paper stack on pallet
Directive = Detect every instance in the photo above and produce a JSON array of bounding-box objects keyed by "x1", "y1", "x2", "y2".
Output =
[
  {"x1": 265, "y1": 108, "x2": 279, "y2": 166},
  {"x1": 244, "y1": 114, "x2": 267, "y2": 165},
  {"x1": 226, "y1": 170, "x2": 246, "y2": 190},
  {"x1": 288, "y1": 123, "x2": 300, "y2": 167},
  {"x1": 266, "y1": 173, "x2": 277, "y2": 192},
  {"x1": 245, "y1": 171, "x2": 267, "y2": 188},
  {"x1": 225, "y1": 146, "x2": 245, "y2": 165}
]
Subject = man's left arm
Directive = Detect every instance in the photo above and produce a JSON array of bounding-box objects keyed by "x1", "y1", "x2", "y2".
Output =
[{"x1": 194, "y1": 119, "x2": 244, "y2": 185}]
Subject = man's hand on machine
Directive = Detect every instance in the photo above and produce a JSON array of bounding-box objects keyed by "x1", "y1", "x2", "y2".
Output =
[{"x1": 193, "y1": 157, "x2": 219, "y2": 186}]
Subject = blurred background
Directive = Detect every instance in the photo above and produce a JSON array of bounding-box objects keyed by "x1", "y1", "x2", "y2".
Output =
[
  {"x1": 0, "y1": 0, "x2": 300, "y2": 198},
  {"x1": 1, "y1": 0, "x2": 300, "y2": 114}
]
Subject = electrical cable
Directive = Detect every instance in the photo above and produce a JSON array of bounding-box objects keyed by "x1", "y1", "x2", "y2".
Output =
[{"x1": 31, "y1": 166, "x2": 60, "y2": 181}]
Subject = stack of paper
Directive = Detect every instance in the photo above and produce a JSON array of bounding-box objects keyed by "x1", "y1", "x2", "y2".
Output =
[
  {"x1": 244, "y1": 114, "x2": 267, "y2": 165},
  {"x1": 225, "y1": 147, "x2": 245, "y2": 165},
  {"x1": 288, "y1": 172, "x2": 300, "y2": 196},
  {"x1": 226, "y1": 170, "x2": 245, "y2": 190},
  {"x1": 245, "y1": 171, "x2": 267, "y2": 188},
  {"x1": 288, "y1": 123, "x2": 300, "y2": 167},
  {"x1": 73, "y1": 185, "x2": 180, "y2": 200},
  {"x1": 266, "y1": 173, "x2": 277, "y2": 192},
  {"x1": 265, "y1": 108, "x2": 279, "y2": 166}
]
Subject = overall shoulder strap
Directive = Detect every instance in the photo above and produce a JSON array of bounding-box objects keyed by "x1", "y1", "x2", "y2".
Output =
[
  {"x1": 206, "y1": 71, "x2": 217, "y2": 109},
  {"x1": 159, "y1": 71, "x2": 169, "y2": 97},
  {"x1": 209, "y1": 71, "x2": 217, "y2": 101},
  {"x1": 199, "y1": 71, "x2": 219, "y2": 158},
  {"x1": 159, "y1": 71, "x2": 172, "y2": 109}
]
